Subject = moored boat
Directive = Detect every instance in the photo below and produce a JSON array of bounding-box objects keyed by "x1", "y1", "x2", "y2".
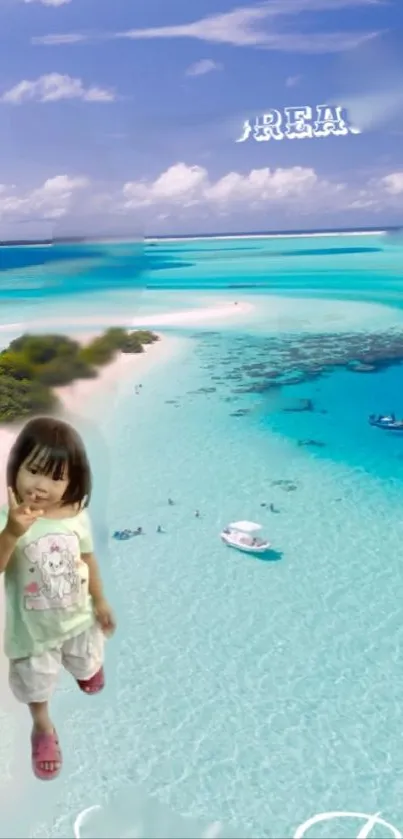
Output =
[
  {"x1": 220, "y1": 520, "x2": 271, "y2": 555},
  {"x1": 369, "y1": 414, "x2": 403, "y2": 431}
]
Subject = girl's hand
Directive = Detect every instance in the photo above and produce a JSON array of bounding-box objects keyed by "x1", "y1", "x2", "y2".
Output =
[
  {"x1": 6, "y1": 487, "x2": 43, "y2": 538},
  {"x1": 93, "y1": 598, "x2": 116, "y2": 636}
]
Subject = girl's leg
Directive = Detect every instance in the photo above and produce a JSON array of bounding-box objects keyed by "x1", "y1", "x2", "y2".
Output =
[
  {"x1": 9, "y1": 654, "x2": 62, "y2": 780},
  {"x1": 29, "y1": 702, "x2": 62, "y2": 778},
  {"x1": 29, "y1": 700, "x2": 54, "y2": 734},
  {"x1": 28, "y1": 702, "x2": 62, "y2": 780},
  {"x1": 62, "y1": 624, "x2": 105, "y2": 694}
]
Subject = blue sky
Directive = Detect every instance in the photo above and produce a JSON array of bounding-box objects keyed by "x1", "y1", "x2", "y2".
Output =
[{"x1": 0, "y1": 0, "x2": 402, "y2": 236}]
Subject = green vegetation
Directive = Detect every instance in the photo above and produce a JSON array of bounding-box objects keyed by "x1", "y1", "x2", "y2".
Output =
[
  {"x1": 0, "y1": 328, "x2": 159, "y2": 423},
  {"x1": 78, "y1": 327, "x2": 159, "y2": 365},
  {"x1": 0, "y1": 377, "x2": 56, "y2": 423}
]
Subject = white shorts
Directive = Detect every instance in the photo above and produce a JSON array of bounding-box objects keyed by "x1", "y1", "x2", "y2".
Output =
[{"x1": 9, "y1": 623, "x2": 105, "y2": 704}]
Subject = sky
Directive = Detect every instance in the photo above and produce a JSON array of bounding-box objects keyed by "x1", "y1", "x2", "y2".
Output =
[{"x1": 0, "y1": 0, "x2": 402, "y2": 237}]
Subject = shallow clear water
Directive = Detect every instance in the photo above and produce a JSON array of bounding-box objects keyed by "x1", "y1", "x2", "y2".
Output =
[{"x1": 1, "y1": 235, "x2": 403, "y2": 838}]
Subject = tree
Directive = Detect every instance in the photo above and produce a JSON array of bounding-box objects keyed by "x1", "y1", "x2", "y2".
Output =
[
  {"x1": 0, "y1": 327, "x2": 160, "y2": 424},
  {"x1": 0, "y1": 375, "x2": 57, "y2": 422},
  {"x1": 131, "y1": 330, "x2": 159, "y2": 345},
  {"x1": 36, "y1": 357, "x2": 97, "y2": 387},
  {"x1": 102, "y1": 327, "x2": 128, "y2": 348},
  {"x1": 0, "y1": 351, "x2": 34, "y2": 381},
  {"x1": 8, "y1": 334, "x2": 80, "y2": 365},
  {"x1": 78, "y1": 337, "x2": 116, "y2": 367},
  {"x1": 120, "y1": 333, "x2": 144, "y2": 354}
]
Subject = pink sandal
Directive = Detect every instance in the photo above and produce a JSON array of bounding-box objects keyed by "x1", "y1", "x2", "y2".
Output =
[
  {"x1": 31, "y1": 730, "x2": 62, "y2": 781},
  {"x1": 76, "y1": 666, "x2": 105, "y2": 695}
]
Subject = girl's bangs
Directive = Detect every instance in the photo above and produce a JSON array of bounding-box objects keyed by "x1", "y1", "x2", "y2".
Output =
[{"x1": 26, "y1": 445, "x2": 69, "y2": 481}]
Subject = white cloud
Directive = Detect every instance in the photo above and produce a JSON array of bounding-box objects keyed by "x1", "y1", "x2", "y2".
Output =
[
  {"x1": 381, "y1": 172, "x2": 403, "y2": 195},
  {"x1": 206, "y1": 166, "x2": 320, "y2": 202},
  {"x1": 24, "y1": 0, "x2": 71, "y2": 6},
  {"x1": 185, "y1": 59, "x2": 222, "y2": 77},
  {"x1": 1, "y1": 73, "x2": 116, "y2": 104},
  {"x1": 32, "y1": 33, "x2": 86, "y2": 45},
  {"x1": 121, "y1": 161, "x2": 403, "y2": 220},
  {"x1": 262, "y1": 0, "x2": 383, "y2": 10},
  {"x1": 123, "y1": 164, "x2": 207, "y2": 207},
  {"x1": 122, "y1": 162, "x2": 340, "y2": 212},
  {"x1": 0, "y1": 175, "x2": 89, "y2": 221},
  {"x1": 1, "y1": 163, "x2": 401, "y2": 228},
  {"x1": 286, "y1": 75, "x2": 302, "y2": 87},
  {"x1": 33, "y1": 0, "x2": 384, "y2": 52},
  {"x1": 117, "y1": 1, "x2": 381, "y2": 50}
]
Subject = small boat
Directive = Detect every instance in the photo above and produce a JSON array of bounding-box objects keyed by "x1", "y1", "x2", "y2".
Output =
[
  {"x1": 369, "y1": 414, "x2": 403, "y2": 431},
  {"x1": 220, "y1": 520, "x2": 271, "y2": 555}
]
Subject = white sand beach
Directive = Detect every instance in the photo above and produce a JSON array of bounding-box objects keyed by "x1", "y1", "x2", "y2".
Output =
[
  {"x1": 55, "y1": 332, "x2": 182, "y2": 420},
  {"x1": 0, "y1": 300, "x2": 253, "y2": 336}
]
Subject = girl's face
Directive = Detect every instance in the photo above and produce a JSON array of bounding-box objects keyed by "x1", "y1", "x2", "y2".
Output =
[{"x1": 16, "y1": 449, "x2": 70, "y2": 510}]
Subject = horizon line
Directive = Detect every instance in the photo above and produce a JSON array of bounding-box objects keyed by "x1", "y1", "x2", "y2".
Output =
[{"x1": 0, "y1": 225, "x2": 400, "y2": 247}]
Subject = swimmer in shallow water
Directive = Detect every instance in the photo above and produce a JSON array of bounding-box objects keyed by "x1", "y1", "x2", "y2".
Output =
[{"x1": 113, "y1": 530, "x2": 130, "y2": 540}]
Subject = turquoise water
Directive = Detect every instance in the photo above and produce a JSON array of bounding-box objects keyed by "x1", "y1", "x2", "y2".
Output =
[{"x1": 1, "y1": 235, "x2": 403, "y2": 837}]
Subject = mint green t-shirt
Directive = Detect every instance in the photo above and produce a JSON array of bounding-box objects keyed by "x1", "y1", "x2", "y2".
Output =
[{"x1": 0, "y1": 506, "x2": 96, "y2": 659}]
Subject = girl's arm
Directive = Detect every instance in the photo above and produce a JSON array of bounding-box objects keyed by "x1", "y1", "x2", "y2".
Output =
[
  {"x1": 81, "y1": 551, "x2": 105, "y2": 604},
  {"x1": 82, "y1": 551, "x2": 116, "y2": 634},
  {"x1": 0, "y1": 527, "x2": 18, "y2": 574}
]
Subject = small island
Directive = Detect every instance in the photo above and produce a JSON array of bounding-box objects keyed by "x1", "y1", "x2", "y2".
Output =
[{"x1": 0, "y1": 328, "x2": 159, "y2": 423}]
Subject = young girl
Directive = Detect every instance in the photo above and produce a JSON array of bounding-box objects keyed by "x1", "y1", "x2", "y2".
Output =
[{"x1": 0, "y1": 416, "x2": 115, "y2": 781}]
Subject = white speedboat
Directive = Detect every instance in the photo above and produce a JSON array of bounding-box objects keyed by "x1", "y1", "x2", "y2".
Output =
[
  {"x1": 220, "y1": 520, "x2": 271, "y2": 555},
  {"x1": 369, "y1": 414, "x2": 403, "y2": 431}
]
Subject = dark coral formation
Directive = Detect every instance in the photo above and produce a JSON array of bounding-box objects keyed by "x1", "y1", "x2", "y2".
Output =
[
  {"x1": 199, "y1": 330, "x2": 403, "y2": 397},
  {"x1": 189, "y1": 327, "x2": 403, "y2": 432}
]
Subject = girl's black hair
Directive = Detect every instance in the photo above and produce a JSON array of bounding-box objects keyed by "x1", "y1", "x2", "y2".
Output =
[{"x1": 7, "y1": 416, "x2": 92, "y2": 508}]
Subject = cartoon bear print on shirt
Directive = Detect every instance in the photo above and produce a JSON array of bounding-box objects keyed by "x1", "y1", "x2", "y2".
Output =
[{"x1": 22, "y1": 532, "x2": 84, "y2": 611}]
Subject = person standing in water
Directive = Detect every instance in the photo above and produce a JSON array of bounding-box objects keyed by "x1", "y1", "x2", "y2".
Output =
[{"x1": 0, "y1": 417, "x2": 115, "y2": 781}]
